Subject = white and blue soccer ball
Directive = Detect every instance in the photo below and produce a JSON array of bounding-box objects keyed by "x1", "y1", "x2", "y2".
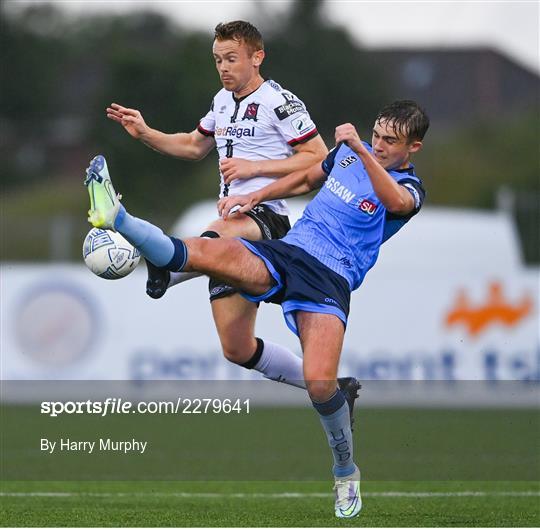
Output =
[{"x1": 83, "y1": 228, "x2": 140, "y2": 279}]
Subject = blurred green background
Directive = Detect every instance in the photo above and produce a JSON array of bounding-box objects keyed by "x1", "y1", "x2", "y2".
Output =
[{"x1": 1, "y1": 1, "x2": 539, "y2": 262}]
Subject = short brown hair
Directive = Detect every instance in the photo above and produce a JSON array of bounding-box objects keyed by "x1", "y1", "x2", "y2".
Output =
[
  {"x1": 214, "y1": 21, "x2": 264, "y2": 54},
  {"x1": 376, "y1": 100, "x2": 430, "y2": 142}
]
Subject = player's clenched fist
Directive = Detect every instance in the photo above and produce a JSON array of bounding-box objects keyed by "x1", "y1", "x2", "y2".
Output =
[
  {"x1": 334, "y1": 123, "x2": 367, "y2": 156},
  {"x1": 106, "y1": 103, "x2": 149, "y2": 140},
  {"x1": 219, "y1": 158, "x2": 259, "y2": 184}
]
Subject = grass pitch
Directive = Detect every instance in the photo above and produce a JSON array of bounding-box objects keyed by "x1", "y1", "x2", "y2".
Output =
[
  {"x1": 1, "y1": 480, "x2": 539, "y2": 527},
  {"x1": 1, "y1": 405, "x2": 539, "y2": 526}
]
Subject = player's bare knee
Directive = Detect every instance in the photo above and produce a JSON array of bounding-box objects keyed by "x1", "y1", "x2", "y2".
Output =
[
  {"x1": 207, "y1": 215, "x2": 260, "y2": 240},
  {"x1": 221, "y1": 339, "x2": 257, "y2": 365},
  {"x1": 222, "y1": 347, "x2": 248, "y2": 364},
  {"x1": 221, "y1": 335, "x2": 260, "y2": 367},
  {"x1": 205, "y1": 219, "x2": 226, "y2": 237},
  {"x1": 305, "y1": 379, "x2": 337, "y2": 403}
]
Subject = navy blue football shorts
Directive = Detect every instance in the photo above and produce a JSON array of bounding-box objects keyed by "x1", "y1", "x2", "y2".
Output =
[
  {"x1": 208, "y1": 204, "x2": 290, "y2": 301},
  {"x1": 238, "y1": 239, "x2": 351, "y2": 336}
]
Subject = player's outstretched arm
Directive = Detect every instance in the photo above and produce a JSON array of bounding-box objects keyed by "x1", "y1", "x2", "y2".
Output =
[
  {"x1": 218, "y1": 162, "x2": 327, "y2": 219},
  {"x1": 335, "y1": 124, "x2": 416, "y2": 215},
  {"x1": 220, "y1": 135, "x2": 328, "y2": 183},
  {"x1": 106, "y1": 103, "x2": 215, "y2": 161}
]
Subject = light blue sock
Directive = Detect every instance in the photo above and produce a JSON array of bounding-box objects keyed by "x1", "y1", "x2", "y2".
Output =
[
  {"x1": 114, "y1": 205, "x2": 175, "y2": 267},
  {"x1": 312, "y1": 390, "x2": 356, "y2": 477}
]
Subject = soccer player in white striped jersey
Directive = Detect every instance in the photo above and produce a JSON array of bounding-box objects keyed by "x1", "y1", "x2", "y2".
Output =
[{"x1": 105, "y1": 22, "x2": 359, "y2": 411}]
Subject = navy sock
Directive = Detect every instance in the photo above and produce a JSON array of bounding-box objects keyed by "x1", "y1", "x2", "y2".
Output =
[{"x1": 164, "y1": 237, "x2": 188, "y2": 272}]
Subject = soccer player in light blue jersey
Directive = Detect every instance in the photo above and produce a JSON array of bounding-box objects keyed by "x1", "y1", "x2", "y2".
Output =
[{"x1": 85, "y1": 100, "x2": 429, "y2": 518}]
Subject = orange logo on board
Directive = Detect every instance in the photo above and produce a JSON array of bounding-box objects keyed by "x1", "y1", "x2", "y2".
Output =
[{"x1": 445, "y1": 282, "x2": 533, "y2": 336}]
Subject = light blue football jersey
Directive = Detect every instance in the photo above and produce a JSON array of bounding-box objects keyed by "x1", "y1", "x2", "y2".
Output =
[{"x1": 282, "y1": 142, "x2": 425, "y2": 290}]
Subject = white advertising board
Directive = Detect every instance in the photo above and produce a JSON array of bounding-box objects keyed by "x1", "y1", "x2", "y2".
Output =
[{"x1": 1, "y1": 207, "x2": 538, "y2": 404}]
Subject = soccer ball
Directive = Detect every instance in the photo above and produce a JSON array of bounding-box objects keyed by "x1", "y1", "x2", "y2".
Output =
[{"x1": 83, "y1": 228, "x2": 140, "y2": 279}]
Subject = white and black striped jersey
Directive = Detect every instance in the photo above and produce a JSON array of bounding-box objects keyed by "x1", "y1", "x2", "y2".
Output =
[{"x1": 197, "y1": 79, "x2": 319, "y2": 215}]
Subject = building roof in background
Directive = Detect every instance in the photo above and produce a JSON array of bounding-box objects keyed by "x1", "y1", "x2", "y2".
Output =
[{"x1": 364, "y1": 47, "x2": 539, "y2": 128}]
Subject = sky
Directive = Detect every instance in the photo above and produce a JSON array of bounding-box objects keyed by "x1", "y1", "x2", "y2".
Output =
[{"x1": 5, "y1": 0, "x2": 539, "y2": 73}]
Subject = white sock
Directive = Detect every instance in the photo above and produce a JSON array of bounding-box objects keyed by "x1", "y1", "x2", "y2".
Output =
[
  {"x1": 254, "y1": 340, "x2": 306, "y2": 389},
  {"x1": 168, "y1": 270, "x2": 202, "y2": 288}
]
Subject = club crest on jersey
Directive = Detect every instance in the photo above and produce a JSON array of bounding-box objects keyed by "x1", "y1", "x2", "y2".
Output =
[
  {"x1": 339, "y1": 155, "x2": 358, "y2": 168},
  {"x1": 242, "y1": 102, "x2": 259, "y2": 121},
  {"x1": 359, "y1": 199, "x2": 378, "y2": 215}
]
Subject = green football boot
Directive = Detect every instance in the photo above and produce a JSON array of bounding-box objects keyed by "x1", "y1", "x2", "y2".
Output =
[{"x1": 85, "y1": 155, "x2": 121, "y2": 230}]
